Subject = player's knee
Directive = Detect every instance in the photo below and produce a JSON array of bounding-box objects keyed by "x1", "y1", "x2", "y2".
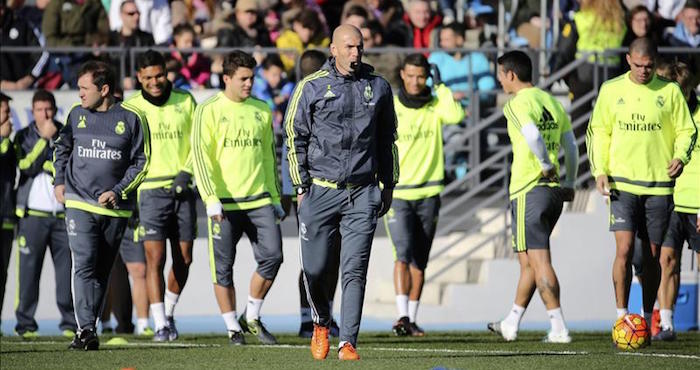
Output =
[
  {"x1": 128, "y1": 263, "x2": 146, "y2": 278},
  {"x1": 259, "y1": 254, "x2": 283, "y2": 280}
]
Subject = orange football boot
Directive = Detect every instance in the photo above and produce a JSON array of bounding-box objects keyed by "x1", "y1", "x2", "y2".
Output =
[
  {"x1": 310, "y1": 324, "x2": 330, "y2": 360},
  {"x1": 338, "y1": 342, "x2": 360, "y2": 360}
]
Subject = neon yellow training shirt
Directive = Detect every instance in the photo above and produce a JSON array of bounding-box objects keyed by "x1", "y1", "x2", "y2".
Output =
[
  {"x1": 587, "y1": 72, "x2": 697, "y2": 196},
  {"x1": 124, "y1": 88, "x2": 196, "y2": 191},
  {"x1": 504, "y1": 87, "x2": 572, "y2": 200},
  {"x1": 192, "y1": 92, "x2": 280, "y2": 211},
  {"x1": 393, "y1": 84, "x2": 464, "y2": 200},
  {"x1": 673, "y1": 99, "x2": 700, "y2": 214}
]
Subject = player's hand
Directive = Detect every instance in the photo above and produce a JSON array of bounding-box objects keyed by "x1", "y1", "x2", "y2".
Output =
[
  {"x1": 667, "y1": 158, "x2": 683, "y2": 178},
  {"x1": 560, "y1": 187, "x2": 575, "y2": 202},
  {"x1": 541, "y1": 167, "x2": 558, "y2": 183},
  {"x1": 296, "y1": 192, "x2": 305, "y2": 207},
  {"x1": 54, "y1": 184, "x2": 65, "y2": 204},
  {"x1": 273, "y1": 203, "x2": 287, "y2": 221},
  {"x1": 210, "y1": 214, "x2": 223, "y2": 222},
  {"x1": 172, "y1": 171, "x2": 192, "y2": 199},
  {"x1": 0, "y1": 119, "x2": 11, "y2": 138},
  {"x1": 378, "y1": 187, "x2": 393, "y2": 218},
  {"x1": 696, "y1": 214, "x2": 700, "y2": 233},
  {"x1": 98, "y1": 191, "x2": 117, "y2": 208},
  {"x1": 595, "y1": 175, "x2": 610, "y2": 196},
  {"x1": 430, "y1": 63, "x2": 443, "y2": 86}
]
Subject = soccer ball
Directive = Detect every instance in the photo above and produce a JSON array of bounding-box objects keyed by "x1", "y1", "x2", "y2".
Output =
[{"x1": 612, "y1": 314, "x2": 650, "y2": 350}]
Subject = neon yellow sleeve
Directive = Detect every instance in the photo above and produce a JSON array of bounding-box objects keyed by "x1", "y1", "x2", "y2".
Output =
[
  {"x1": 192, "y1": 103, "x2": 220, "y2": 207},
  {"x1": 586, "y1": 87, "x2": 612, "y2": 178},
  {"x1": 671, "y1": 86, "x2": 697, "y2": 165},
  {"x1": 262, "y1": 110, "x2": 281, "y2": 204},
  {"x1": 434, "y1": 84, "x2": 465, "y2": 125},
  {"x1": 182, "y1": 94, "x2": 197, "y2": 175}
]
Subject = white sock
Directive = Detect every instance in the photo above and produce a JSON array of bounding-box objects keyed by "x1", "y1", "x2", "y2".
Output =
[
  {"x1": 643, "y1": 311, "x2": 652, "y2": 326},
  {"x1": 396, "y1": 294, "x2": 409, "y2": 318},
  {"x1": 136, "y1": 318, "x2": 149, "y2": 334},
  {"x1": 338, "y1": 340, "x2": 349, "y2": 349},
  {"x1": 547, "y1": 307, "x2": 567, "y2": 334},
  {"x1": 503, "y1": 304, "x2": 525, "y2": 329},
  {"x1": 222, "y1": 311, "x2": 242, "y2": 332},
  {"x1": 164, "y1": 290, "x2": 180, "y2": 317},
  {"x1": 151, "y1": 303, "x2": 167, "y2": 330},
  {"x1": 616, "y1": 308, "x2": 628, "y2": 318},
  {"x1": 660, "y1": 309, "x2": 673, "y2": 330},
  {"x1": 247, "y1": 295, "x2": 264, "y2": 321},
  {"x1": 408, "y1": 300, "x2": 420, "y2": 323},
  {"x1": 300, "y1": 307, "x2": 312, "y2": 323},
  {"x1": 101, "y1": 317, "x2": 112, "y2": 330}
]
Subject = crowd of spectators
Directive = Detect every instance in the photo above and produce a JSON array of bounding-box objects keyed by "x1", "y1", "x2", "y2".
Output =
[{"x1": 1, "y1": 0, "x2": 698, "y2": 97}]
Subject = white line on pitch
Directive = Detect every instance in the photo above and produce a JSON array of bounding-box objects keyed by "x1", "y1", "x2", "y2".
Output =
[
  {"x1": 247, "y1": 344, "x2": 589, "y2": 356},
  {"x1": 617, "y1": 352, "x2": 700, "y2": 360},
  {"x1": 3, "y1": 341, "x2": 220, "y2": 348}
]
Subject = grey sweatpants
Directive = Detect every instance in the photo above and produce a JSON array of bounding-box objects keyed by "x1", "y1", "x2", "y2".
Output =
[
  {"x1": 65, "y1": 208, "x2": 127, "y2": 332},
  {"x1": 298, "y1": 183, "x2": 381, "y2": 347},
  {"x1": 15, "y1": 214, "x2": 76, "y2": 333}
]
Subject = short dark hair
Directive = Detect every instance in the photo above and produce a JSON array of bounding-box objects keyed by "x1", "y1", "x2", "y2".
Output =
[
  {"x1": 361, "y1": 20, "x2": 383, "y2": 39},
  {"x1": 262, "y1": 53, "x2": 284, "y2": 71},
  {"x1": 173, "y1": 23, "x2": 195, "y2": 38},
  {"x1": 629, "y1": 37, "x2": 657, "y2": 58},
  {"x1": 0, "y1": 91, "x2": 11, "y2": 103},
  {"x1": 78, "y1": 60, "x2": 116, "y2": 93},
  {"x1": 136, "y1": 49, "x2": 166, "y2": 71},
  {"x1": 294, "y1": 9, "x2": 322, "y2": 34},
  {"x1": 345, "y1": 5, "x2": 369, "y2": 20},
  {"x1": 685, "y1": 0, "x2": 699, "y2": 10},
  {"x1": 299, "y1": 49, "x2": 326, "y2": 79},
  {"x1": 120, "y1": 0, "x2": 136, "y2": 12},
  {"x1": 497, "y1": 50, "x2": 532, "y2": 83},
  {"x1": 442, "y1": 22, "x2": 466, "y2": 38},
  {"x1": 32, "y1": 89, "x2": 56, "y2": 108},
  {"x1": 402, "y1": 53, "x2": 430, "y2": 73},
  {"x1": 222, "y1": 50, "x2": 257, "y2": 76}
]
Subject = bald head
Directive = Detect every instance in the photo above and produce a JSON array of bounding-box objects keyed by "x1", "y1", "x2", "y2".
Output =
[
  {"x1": 629, "y1": 37, "x2": 657, "y2": 59},
  {"x1": 332, "y1": 24, "x2": 362, "y2": 45},
  {"x1": 331, "y1": 24, "x2": 363, "y2": 76}
]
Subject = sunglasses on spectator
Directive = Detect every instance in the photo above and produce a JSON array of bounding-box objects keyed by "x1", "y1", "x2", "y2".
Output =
[{"x1": 123, "y1": 10, "x2": 139, "y2": 16}]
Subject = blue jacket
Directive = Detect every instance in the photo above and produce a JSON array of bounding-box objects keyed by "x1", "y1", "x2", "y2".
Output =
[
  {"x1": 283, "y1": 59, "x2": 399, "y2": 189},
  {"x1": 53, "y1": 102, "x2": 150, "y2": 217}
]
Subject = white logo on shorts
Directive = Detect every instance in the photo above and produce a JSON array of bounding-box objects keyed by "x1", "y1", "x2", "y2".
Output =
[
  {"x1": 146, "y1": 229, "x2": 157, "y2": 235},
  {"x1": 67, "y1": 219, "x2": 77, "y2": 236},
  {"x1": 300, "y1": 222, "x2": 308, "y2": 241}
]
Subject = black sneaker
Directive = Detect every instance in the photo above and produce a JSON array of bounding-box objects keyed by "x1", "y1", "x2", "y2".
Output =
[
  {"x1": 228, "y1": 330, "x2": 245, "y2": 345},
  {"x1": 652, "y1": 328, "x2": 676, "y2": 341},
  {"x1": 298, "y1": 321, "x2": 314, "y2": 338},
  {"x1": 392, "y1": 316, "x2": 411, "y2": 336},
  {"x1": 409, "y1": 322, "x2": 425, "y2": 337},
  {"x1": 166, "y1": 316, "x2": 178, "y2": 340},
  {"x1": 245, "y1": 318, "x2": 277, "y2": 345},
  {"x1": 330, "y1": 319, "x2": 340, "y2": 338},
  {"x1": 69, "y1": 329, "x2": 99, "y2": 351}
]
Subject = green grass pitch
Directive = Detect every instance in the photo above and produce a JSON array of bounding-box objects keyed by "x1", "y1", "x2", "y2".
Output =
[{"x1": 2, "y1": 331, "x2": 699, "y2": 369}]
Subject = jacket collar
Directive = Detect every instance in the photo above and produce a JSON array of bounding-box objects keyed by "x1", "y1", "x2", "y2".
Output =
[{"x1": 323, "y1": 57, "x2": 375, "y2": 80}]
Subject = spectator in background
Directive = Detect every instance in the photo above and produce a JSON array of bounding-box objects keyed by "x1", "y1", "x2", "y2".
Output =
[
  {"x1": 656, "y1": 0, "x2": 687, "y2": 23},
  {"x1": 17, "y1": 0, "x2": 49, "y2": 29},
  {"x1": 366, "y1": 0, "x2": 404, "y2": 30},
  {"x1": 342, "y1": 4, "x2": 371, "y2": 29},
  {"x1": 664, "y1": 0, "x2": 700, "y2": 87},
  {"x1": 252, "y1": 54, "x2": 295, "y2": 129},
  {"x1": 623, "y1": 5, "x2": 662, "y2": 47},
  {"x1": 429, "y1": 22, "x2": 495, "y2": 110},
  {"x1": 276, "y1": 8, "x2": 330, "y2": 77},
  {"x1": 386, "y1": 0, "x2": 441, "y2": 48},
  {"x1": 170, "y1": 23, "x2": 211, "y2": 90},
  {"x1": 360, "y1": 20, "x2": 402, "y2": 88},
  {"x1": 109, "y1": 0, "x2": 172, "y2": 45},
  {"x1": 216, "y1": 0, "x2": 272, "y2": 48},
  {"x1": 108, "y1": 0, "x2": 155, "y2": 90},
  {"x1": 276, "y1": 0, "x2": 329, "y2": 34},
  {"x1": 164, "y1": 54, "x2": 190, "y2": 90},
  {"x1": 42, "y1": 0, "x2": 110, "y2": 88},
  {"x1": 0, "y1": 92, "x2": 17, "y2": 331},
  {"x1": 1, "y1": 0, "x2": 49, "y2": 90}
]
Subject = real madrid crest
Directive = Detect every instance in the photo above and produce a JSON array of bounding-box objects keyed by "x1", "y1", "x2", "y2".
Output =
[
  {"x1": 364, "y1": 84, "x2": 373, "y2": 102},
  {"x1": 115, "y1": 121, "x2": 126, "y2": 135}
]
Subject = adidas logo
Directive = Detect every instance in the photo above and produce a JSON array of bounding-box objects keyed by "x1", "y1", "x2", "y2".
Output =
[
  {"x1": 617, "y1": 98, "x2": 625, "y2": 105},
  {"x1": 324, "y1": 89, "x2": 336, "y2": 98}
]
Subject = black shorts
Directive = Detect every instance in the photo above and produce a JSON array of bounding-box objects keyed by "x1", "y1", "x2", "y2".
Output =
[
  {"x1": 609, "y1": 190, "x2": 673, "y2": 245},
  {"x1": 510, "y1": 186, "x2": 563, "y2": 252},
  {"x1": 119, "y1": 224, "x2": 145, "y2": 263},
  {"x1": 662, "y1": 211, "x2": 700, "y2": 252},
  {"x1": 384, "y1": 196, "x2": 440, "y2": 270},
  {"x1": 138, "y1": 188, "x2": 196, "y2": 242}
]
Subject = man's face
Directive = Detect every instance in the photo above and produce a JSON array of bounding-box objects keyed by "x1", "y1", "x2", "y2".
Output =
[
  {"x1": 408, "y1": 1, "x2": 430, "y2": 29},
  {"x1": 78, "y1": 73, "x2": 106, "y2": 109},
  {"x1": 626, "y1": 52, "x2": 655, "y2": 84},
  {"x1": 439, "y1": 28, "x2": 463, "y2": 49},
  {"x1": 262, "y1": 65, "x2": 283, "y2": 89},
  {"x1": 400, "y1": 64, "x2": 428, "y2": 95},
  {"x1": 32, "y1": 100, "x2": 56, "y2": 125},
  {"x1": 292, "y1": 22, "x2": 312, "y2": 44},
  {"x1": 681, "y1": 7, "x2": 699, "y2": 36},
  {"x1": 331, "y1": 33, "x2": 363, "y2": 74},
  {"x1": 0, "y1": 101, "x2": 9, "y2": 126},
  {"x1": 236, "y1": 9, "x2": 257, "y2": 30},
  {"x1": 137, "y1": 65, "x2": 168, "y2": 97},
  {"x1": 630, "y1": 11, "x2": 650, "y2": 38},
  {"x1": 174, "y1": 30, "x2": 194, "y2": 48},
  {"x1": 496, "y1": 64, "x2": 514, "y2": 93},
  {"x1": 360, "y1": 27, "x2": 375, "y2": 48},
  {"x1": 224, "y1": 67, "x2": 254, "y2": 101},
  {"x1": 121, "y1": 2, "x2": 140, "y2": 31}
]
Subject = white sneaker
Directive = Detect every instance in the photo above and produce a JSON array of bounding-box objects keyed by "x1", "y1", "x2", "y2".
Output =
[
  {"x1": 543, "y1": 330, "x2": 572, "y2": 343},
  {"x1": 487, "y1": 321, "x2": 518, "y2": 341}
]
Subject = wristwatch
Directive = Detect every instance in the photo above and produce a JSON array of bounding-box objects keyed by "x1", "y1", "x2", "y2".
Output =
[{"x1": 297, "y1": 187, "x2": 308, "y2": 195}]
